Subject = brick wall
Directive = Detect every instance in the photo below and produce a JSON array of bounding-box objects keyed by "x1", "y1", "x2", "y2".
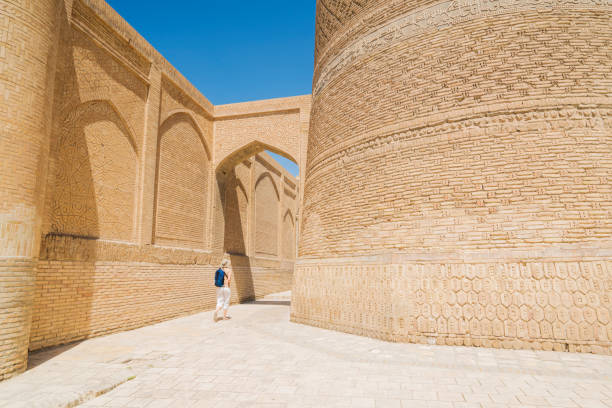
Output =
[
  {"x1": 224, "y1": 162, "x2": 251, "y2": 255},
  {"x1": 0, "y1": 0, "x2": 61, "y2": 380},
  {"x1": 255, "y1": 174, "x2": 280, "y2": 256},
  {"x1": 155, "y1": 113, "x2": 211, "y2": 249},
  {"x1": 294, "y1": 0, "x2": 612, "y2": 354},
  {"x1": 0, "y1": 0, "x2": 305, "y2": 379},
  {"x1": 30, "y1": 149, "x2": 298, "y2": 351},
  {"x1": 30, "y1": 249, "x2": 291, "y2": 351}
]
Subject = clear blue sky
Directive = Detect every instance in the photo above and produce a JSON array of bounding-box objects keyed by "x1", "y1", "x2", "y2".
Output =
[{"x1": 105, "y1": 1, "x2": 314, "y2": 177}]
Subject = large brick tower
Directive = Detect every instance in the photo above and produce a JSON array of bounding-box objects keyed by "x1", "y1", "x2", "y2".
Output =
[{"x1": 292, "y1": 0, "x2": 612, "y2": 353}]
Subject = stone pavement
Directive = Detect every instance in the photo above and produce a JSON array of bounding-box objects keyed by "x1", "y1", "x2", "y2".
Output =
[{"x1": 1, "y1": 292, "x2": 611, "y2": 408}]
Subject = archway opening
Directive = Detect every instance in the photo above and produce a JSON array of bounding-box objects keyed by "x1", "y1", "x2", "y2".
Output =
[
  {"x1": 214, "y1": 142, "x2": 300, "y2": 302},
  {"x1": 265, "y1": 150, "x2": 299, "y2": 178}
]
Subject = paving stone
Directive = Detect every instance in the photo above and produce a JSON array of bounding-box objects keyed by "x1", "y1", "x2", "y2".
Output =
[{"x1": 0, "y1": 294, "x2": 610, "y2": 407}]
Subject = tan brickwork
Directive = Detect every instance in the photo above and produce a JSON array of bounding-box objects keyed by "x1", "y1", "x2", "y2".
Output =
[
  {"x1": 159, "y1": 77, "x2": 213, "y2": 152},
  {"x1": 282, "y1": 209, "x2": 296, "y2": 261},
  {"x1": 0, "y1": 0, "x2": 304, "y2": 379},
  {"x1": 214, "y1": 96, "x2": 311, "y2": 205},
  {"x1": 223, "y1": 163, "x2": 251, "y2": 256},
  {"x1": 293, "y1": 0, "x2": 612, "y2": 354},
  {"x1": 154, "y1": 113, "x2": 211, "y2": 249},
  {"x1": 255, "y1": 172, "x2": 281, "y2": 256},
  {"x1": 0, "y1": 0, "x2": 61, "y2": 380},
  {"x1": 50, "y1": 100, "x2": 139, "y2": 241},
  {"x1": 293, "y1": 258, "x2": 612, "y2": 353},
  {"x1": 7, "y1": 0, "x2": 609, "y2": 382},
  {"x1": 215, "y1": 109, "x2": 300, "y2": 168},
  {"x1": 30, "y1": 150, "x2": 298, "y2": 352},
  {"x1": 0, "y1": 260, "x2": 36, "y2": 380},
  {"x1": 31, "y1": 260, "x2": 217, "y2": 350}
]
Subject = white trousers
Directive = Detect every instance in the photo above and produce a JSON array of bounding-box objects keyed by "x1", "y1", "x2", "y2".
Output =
[{"x1": 216, "y1": 287, "x2": 231, "y2": 310}]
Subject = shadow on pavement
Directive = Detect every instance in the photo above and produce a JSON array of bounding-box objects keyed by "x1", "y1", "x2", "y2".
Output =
[
  {"x1": 27, "y1": 340, "x2": 83, "y2": 370},
  {"x1": 248, "y1": 300, "x2": 291, "y2": 306}
]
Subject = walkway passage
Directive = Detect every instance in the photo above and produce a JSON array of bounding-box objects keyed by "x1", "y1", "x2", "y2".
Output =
[{"x1": 1, "y1": 292, "x2": 611, "y2": 408}]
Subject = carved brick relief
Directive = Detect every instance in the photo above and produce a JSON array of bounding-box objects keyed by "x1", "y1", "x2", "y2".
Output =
[
  {"x1": 302, "y1": 108, "x2": 612, "y2": 257},
  {"x1": 292, "y1": 260, "x2": 612, "y2": 353},
  {"x1": 308, "y1": 9, "x2": 612, "y2": 164},
  {"x1": 50, "y1": 101, "x2": 138, "y2": 241},
  {"x1": 314, "y1": 0, "x2": 612, "y2": 96}
]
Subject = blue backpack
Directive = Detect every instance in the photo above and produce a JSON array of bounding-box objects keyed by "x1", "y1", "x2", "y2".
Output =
[{"x1": 214, "y1": 268, "x2": 225, "y2": 287}]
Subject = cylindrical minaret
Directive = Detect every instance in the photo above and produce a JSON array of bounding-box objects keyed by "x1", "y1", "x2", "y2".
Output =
[
  {"x1": 0, "y1": 0, "x2": 59, "y2": 378},
  {"x1": 293, "y1": 1, "x2": 612, "y2": 353}
]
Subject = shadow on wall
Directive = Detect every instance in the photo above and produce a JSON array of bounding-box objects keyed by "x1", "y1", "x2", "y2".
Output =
[
  {"x1": 216, "y1": 146, "x2": 299, "y2": 303},
  {"x1": 220, "y1": 168, "x2": 255, "y2": 303},
  {"x1": 31, "y1": 3, "x2": 205, "y2": 354},
  {"x1": 31, "y1": 5, "x2": 111, "y2": 352},
  {"x1": 22, "y1": 2, "x2": 299, "y2": 372}
]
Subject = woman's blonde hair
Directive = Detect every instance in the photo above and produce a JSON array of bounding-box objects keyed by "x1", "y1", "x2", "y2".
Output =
[{"x1": 220, "y1": 253, "x2": 231, "y2": 268}]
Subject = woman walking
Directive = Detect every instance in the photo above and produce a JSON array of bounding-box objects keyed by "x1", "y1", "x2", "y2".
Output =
[{"x1": 213, "y1": 258, "x2": 232, "y2": 322}]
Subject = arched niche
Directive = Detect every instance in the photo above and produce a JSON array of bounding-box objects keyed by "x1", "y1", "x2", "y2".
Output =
[
  {"x1": 216, "y1": 140, "x2": 298, "y2": 177},
  {"x1": 154, "y1": 111, "x2": 211, "y2": 249},
  {"x1": 223, "y1": 171, "x2": 249, "y2": 255},
  {"x1": 254, "y1": 172, "x2": 280, "y2": 256},
  {"x1": 51, "y1": 100, "x2": 138, "y2": 241},
  {"x1": 282, "y1": 209, "x2": 296, "y2": 260}
]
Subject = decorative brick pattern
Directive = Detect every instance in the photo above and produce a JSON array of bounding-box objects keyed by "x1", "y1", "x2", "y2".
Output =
[
  {"x1": 301, "y1": 108, "x2": 612, "y2": 256},
  {"x1": 294, "y1": 0, "x2": 612, "y2": 354},
  {"x1": 293, "y1": 258, "x2": 612, "y2": 353},
  {"x1": 50, "y1": 100, "x2": 138, "y2": 241}
]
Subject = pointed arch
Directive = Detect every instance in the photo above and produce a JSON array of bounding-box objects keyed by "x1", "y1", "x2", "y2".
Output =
[
  {"x1": 159, "y1": 110, "x2": 211, "y2": 160},
  {"x1": 216, "y1": 140, "x2": 298, "y2": 176},
  {"x1": 154, "y1": 109, "x2": 211, "y2": 249},
  {"x1": 254, "y1": 171, "x2": 280, "y2": 256},
  {"x1": 52, "y1": 99, "x2": 139, "y2": 241},
  {"x1": 281, "y1": 208, "x2": 296, "y2": 260},
  {"x1": 235, "y1": 178, "x2": 249, "y2": 203},
  {"x1": 61, "y1": 99, "x2": 138, "y2": 154},
  {"x1": 283, "y1": 209, "x2": 295, "y2": 225},
  {"x1": 255, "y1": 172, "x2": 280, "y2": 201}
]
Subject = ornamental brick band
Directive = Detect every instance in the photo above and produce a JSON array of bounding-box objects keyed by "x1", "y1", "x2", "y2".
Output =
[{"x1": 293, "y1": 0, "x2": 612, "y2": 354}]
